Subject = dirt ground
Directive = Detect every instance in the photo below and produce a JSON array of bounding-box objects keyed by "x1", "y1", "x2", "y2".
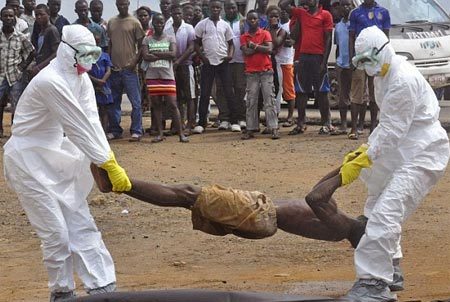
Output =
[{"x1": 1, "y1": 115, "x2": 449, "y2": 302}]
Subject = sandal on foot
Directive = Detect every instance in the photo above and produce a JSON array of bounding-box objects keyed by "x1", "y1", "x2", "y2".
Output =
[
  {"x1": 261, "y1": 127, "x2": 271, "y2": 135},
  {"x1": 179, "y1": 135, "x2": 189, "y2": 143},
  {"x1": 348, "y1": 133, "x2": 359, "y2": 140},
  {"x1": 330, "y1": 128, "x2": 347, "y2": 136},
  {"x1": 151, "y1": 136, "x2": 165, "y2": 143},
  {"x1": 289, "y1": 126, "x2": 307, "y2": 135},
  {"x1": 282, "y1": 120, "x2": 294, "y2": 127}
]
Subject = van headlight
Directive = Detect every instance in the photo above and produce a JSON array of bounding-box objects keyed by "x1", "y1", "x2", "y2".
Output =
[{"x1": 396, "y1": 52, "x2": 414, "y2": 60}]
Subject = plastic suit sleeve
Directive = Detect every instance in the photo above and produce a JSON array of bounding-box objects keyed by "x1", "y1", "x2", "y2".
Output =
[
  {"x1": 367, "y1": 79, "x2": 415, "y2": 161},
  {"x1": 38, "y1": 77, "x2": 110, "y2": 165}
]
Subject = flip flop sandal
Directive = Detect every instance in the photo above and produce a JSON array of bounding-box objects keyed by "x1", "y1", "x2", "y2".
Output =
[
  {"x1": 330, "y1": 129, "x2": 347, "y2": 136},
  {"x1": 348, "y1": 133, "x2": 359, "y2": 140},
  {"x1": 282, "y1": 120, "x2": 294, "y2": 127},
  {"x1": 288, "y1": 126, "x2": 307, "y2": 135}
]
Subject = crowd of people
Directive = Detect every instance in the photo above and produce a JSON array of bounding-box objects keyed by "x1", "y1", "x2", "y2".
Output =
[{"x1": 0, "y1": 0, "x2": 394, "y2": 143}]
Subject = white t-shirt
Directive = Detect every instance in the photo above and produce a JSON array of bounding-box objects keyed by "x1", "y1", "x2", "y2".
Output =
[
  {"x1": 275, "y1": 22, "x2": 294, "y2": 65},
  {"x1": 225, "y1": 17, "x2": 244, "y2": 64},
  {"x1": 195, "y1": 18, "x2": 233, "y2": 66}
]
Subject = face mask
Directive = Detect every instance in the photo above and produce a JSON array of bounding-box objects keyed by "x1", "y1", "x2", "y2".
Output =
[
  {"x1": 352, "y1": 40, "x2": 390, "y2": 74},
  {"x1": 62, "y1": 40, "x2": 101, "y2": 74}
]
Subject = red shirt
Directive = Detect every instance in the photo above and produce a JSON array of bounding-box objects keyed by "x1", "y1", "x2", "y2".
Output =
[
  {"x1": 240, "y1": 28, "x2": 273, "y2": 73},
  {"x1": 291, "y1": 7, "x2": 333, "y2": 55}
]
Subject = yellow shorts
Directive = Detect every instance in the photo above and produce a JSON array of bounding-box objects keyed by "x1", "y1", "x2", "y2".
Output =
[{"x1": 191, "y1": 185, "x2": 277, "y2": 239}]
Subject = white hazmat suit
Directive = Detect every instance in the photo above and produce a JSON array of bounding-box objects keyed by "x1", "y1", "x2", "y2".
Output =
[
  {"x1": 3, "y1": 25, "x2": 116, "y2": 294},
  {"x1": 354, "y1": 26, "x2": 449, "y2": 285}
]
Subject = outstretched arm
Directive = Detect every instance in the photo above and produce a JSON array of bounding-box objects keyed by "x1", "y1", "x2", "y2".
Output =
[{"x1": 90, "y1": 163, "x2": 200, "y2": 209}]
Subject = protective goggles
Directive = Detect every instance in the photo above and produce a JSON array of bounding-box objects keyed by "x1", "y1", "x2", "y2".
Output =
[
  {"x1": 352, "y1": 40, "x2": 390, "y2": 70},
  {"x1": 62, "y1": 40, "x2": 101, "y2": 65}
]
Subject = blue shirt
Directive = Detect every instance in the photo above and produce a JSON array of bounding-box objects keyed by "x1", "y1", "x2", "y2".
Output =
[
  {"x1": 349, "y1": 2, "x2": 391, "y2": 37},
  {"x1": 52, "y1": 15, "x2": 70, "y2": 36},
  {"x1": 335, "y1": 19, "x2": 350, "y2": 68},
  {"x1": 89, "y1": 52, "x2": 113, "y2": 106}
]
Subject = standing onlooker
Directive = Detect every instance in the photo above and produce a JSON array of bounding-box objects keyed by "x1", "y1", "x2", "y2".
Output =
[
  {"x1": 88, "y1": 29, "x2": 113, "y2": 132},
  {"x1": 165, "y1": 3, "x2": 196, "y2": 134},
  {"x1": 182, "y1": 3, "x2": 194, "y2": 25},
  {"x1": 191, "y1": 4, "x2": 203, "y2": 27},
  {"x1": 192, "y1": 0, "x2": 236, "y2": 134},
  {"x1": 267, "y1": 6, "x2": 295, "y2": 127},
  {"x1": 142, "y1": 14, "x2": 189, "y2": 143},
  {"x1": 20, "y1": 0, "x2": 36, "y2": 35},
  {"x1": 31, "y1": 4, "x2": 59, "y2": 76},
  {"x1": 160, "y1": 0, "x2": 173, "y2": 29},
  {"x1": 5, "y1": 0, "x2": 29, "y2": 35},
  {"x1": 136, "y1": 6, "x2": 153, "y2": 115},
  {"x1": 90, "y1": 0, "x2": 107, "y2": 29},
  {"x1": 0, "y1": 6, "x2": 34, "y2": 137},
  {"x1": 73, "y1": 0, "x2": 108, "y2": 51},
  {"x1": 240, "y1": 10, "x2": 279, "y2": 140},
  {"x1": 47, "y1": 0, "x2": 70, "y2": 36},
  {"x1": 332, "y1": 0, "x2": 353, "y2": 136},
  {"x1": 280, "y1": 0, "x2": 334, "y2": 135},
  {"x1": 215, "y1": 0, "x2": 246, "y2": 132},
  {"x1": 255, "y1": 0, "x2": 268, "y2": 28},
  {"x1": 349, "y1": 0, "x2": 390, "y2": 134},
  {"x1": 107, "y1": 0, "x2": 145, "y2": 141}
]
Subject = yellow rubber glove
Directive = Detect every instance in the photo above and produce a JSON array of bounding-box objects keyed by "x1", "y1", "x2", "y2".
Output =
[
  {"x1": 100, "y1": 151, "x2": 132, "y2": 192},
  {"x1": 342, "y1": 144, "x2": 369, "y2": 165},
  {"x1": 340, "y1": 151, "x2": 372, "y2": 186}
]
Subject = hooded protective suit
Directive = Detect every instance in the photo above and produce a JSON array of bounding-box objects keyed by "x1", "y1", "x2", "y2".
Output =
[
  {"x1": 3, "y1": 25, "x2": 116, "y2": 293},
  {"x1": 354, "y1": 26, "x2": 449, "y2": 283}
]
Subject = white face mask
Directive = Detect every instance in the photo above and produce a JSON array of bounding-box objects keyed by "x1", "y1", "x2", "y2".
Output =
[
  {"x1": 62, "y1": 40, "x2": 101, "y2": 74},
  {"x1": 352, "y1": 40, "x2": 390, "y2": 76}
]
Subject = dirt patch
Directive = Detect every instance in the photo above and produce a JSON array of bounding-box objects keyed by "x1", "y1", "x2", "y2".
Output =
[{"x1": 1, "y1": 116, "x2": 449, "y2": 301}]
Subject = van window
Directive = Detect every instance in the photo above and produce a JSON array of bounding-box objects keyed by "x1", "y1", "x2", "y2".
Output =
[{"x1": 376, "y1": 0, "x2": 450, "y2": 24}]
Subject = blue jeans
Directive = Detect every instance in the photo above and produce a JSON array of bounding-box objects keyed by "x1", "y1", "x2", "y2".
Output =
[
  {"x1": 0, "y1": 78, "x2": 24, "y2": 111},
  {"x1": 108, "y1": 69, "x2": 142, "y2": 136}
]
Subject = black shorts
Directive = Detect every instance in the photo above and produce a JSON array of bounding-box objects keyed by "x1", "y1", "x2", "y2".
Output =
[{"x1": 295, "y1": 54, "x2": 330, "y2": 94}]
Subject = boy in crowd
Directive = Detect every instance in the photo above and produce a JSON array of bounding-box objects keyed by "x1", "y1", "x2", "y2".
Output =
[
  {"x1": 165, "y1": 3, "x2": 197, "y2": 135},
  {"x1": 240, "y1": 10, "x2": 279, "y2": 140},
  {"x1": 215, "y1": 0, "x2": 247, "y2": 132},
  {"x1": 31, "y1": 4, "x2": 59, "y2": 76},
  {"x1": 192, "y1": 0, "x2": 237, "y2": 134},
  {"x1": 332, "y1": 0, "x2": 353, "y2": 136},
  {"x1": 267, "y1": 6, "x2": 295, "y2": 127},
  {"x1": 47, "y1": 0, "x2": 70, "y2": 36},
  {"x1": 280, "y1": 0, "x2": 334, "y2": 135},
  {"x1": 74, "y1": 0, "x2": 108, "y2": 51}
]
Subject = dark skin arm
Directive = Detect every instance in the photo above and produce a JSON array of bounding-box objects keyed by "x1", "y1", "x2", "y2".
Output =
[
  {"x1": 124, "y1": 37, "x2": 144, "y2": 70},
  {"x1": 174, "y1": 39, "x2": 194, "y2": 68},
  {"x1": 321, "y1": 31, "x2": 332, "y2": 73},
  {"x1": 222, "y1": 39, "x2": 235, "y2": 62},
  {"x1": 150, "y1": 40, "x2": 177, "y2": 60},
  {"x1": 194, "y1": 37, "x2": 209, "y2": 64},
  {"x1": 89, "y1": 66, "x2": 111, "y2": 86},
  {"x1": 269, "y1": 27, "x2": 287, "y2": 52},
  {"x1": 19, "y1": 51, "x2": 35, "y2": 71}
]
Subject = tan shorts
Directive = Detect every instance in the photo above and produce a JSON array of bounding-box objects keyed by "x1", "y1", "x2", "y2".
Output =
[
  {"x1": 191, "y1": 185, "x2": 277, "y2": 239},
  {"x1": 350, "y1": 69, "x2": 374, "y2": 105}
]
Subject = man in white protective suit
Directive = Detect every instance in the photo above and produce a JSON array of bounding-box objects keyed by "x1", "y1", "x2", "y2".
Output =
[
  {"x1": 338, "y1": 25, "x2": 450, "y2": 301},
  {"x1": 3, "y1": 25, "x2": 132, "y2": 302}
]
